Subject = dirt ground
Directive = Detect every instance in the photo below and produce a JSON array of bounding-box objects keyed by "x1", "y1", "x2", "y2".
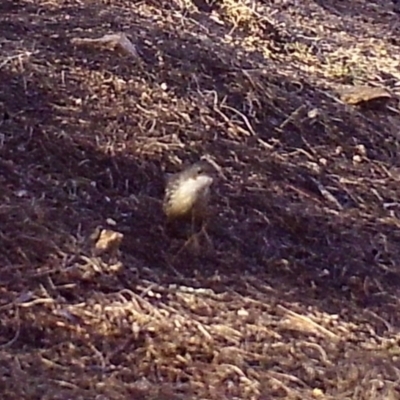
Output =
[{"x1": 1, "y1": 0, "x2": 400, "y2": 399}]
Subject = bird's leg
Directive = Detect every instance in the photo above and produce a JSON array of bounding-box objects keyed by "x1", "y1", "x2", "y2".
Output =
[
  {"x1": 172, "y1": 234, "x2": 199, "y2": 259},
  {"x1": 184, "y1": 214, "x2": 213, "y2": 254},
  {"x1": 163, "y1": 253, "x2": 185, "y2": 278},
  {"x1": 187, "y1": 212, "x2": 202, "y2": 252},
  {"x1": 200, "y1": 219, "x2": 212, "y2": 248},
  {"x1": 172, "y1": 214, "x2": 201, "y2": 258}
]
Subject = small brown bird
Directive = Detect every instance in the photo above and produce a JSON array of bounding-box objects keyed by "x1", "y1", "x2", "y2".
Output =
[{"x1": 163, "y1": 160, "x2": 215, "y2": 240}]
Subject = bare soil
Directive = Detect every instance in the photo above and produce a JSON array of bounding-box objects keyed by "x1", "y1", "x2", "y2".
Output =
[{"x1": 1, "y1": 0, "x2": 400, "y2": 399}]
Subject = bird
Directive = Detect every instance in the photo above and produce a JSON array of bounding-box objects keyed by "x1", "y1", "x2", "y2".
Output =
[{"x1": 162, "y1": 160, "x2": 215, "y2": 247}]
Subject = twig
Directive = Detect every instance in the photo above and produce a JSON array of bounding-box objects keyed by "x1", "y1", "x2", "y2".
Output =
[
  {"x1": 279, "y1": 105, "x2": 306, "y2": 130},
  {"x1": 221, "y1": 103, "x2": 257, "y2": 136},
  {"x1": 0, "y1": 307, "x2": 20, "y2": 348},
  {"x1": 278, "y1": 305, "x2": 339, "y2": 340},
  {"x1": 0, "y1": 51, "x2": 34, "y2": 69}
]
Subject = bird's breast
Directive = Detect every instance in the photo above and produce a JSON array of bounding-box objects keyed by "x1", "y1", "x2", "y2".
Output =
[{"x1": 164, "y1": 176, "x2": 212, "y2": 220}]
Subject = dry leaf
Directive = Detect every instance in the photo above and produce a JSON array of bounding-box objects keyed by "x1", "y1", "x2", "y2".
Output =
[
  {"x1": 338, "y1": 85, "x2": 391, "y2": 105},
  {"x1": 71, "y1": 32, "x2": 139, "y2": 58},
  {"x1": 93, "y1": 228, "x2": 124, "y2": 256}
]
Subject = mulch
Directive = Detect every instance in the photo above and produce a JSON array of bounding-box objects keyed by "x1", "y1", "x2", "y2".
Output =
[{"x1": 1, "y1": 0, "x2": 400, "y2": 399}]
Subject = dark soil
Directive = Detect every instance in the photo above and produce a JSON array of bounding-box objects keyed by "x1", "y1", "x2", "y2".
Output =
[{"x1": 1, "y1": 0, "x2": 400, "y2": 399}]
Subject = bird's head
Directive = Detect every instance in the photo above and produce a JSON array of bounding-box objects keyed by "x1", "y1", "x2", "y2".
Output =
[{"x1": 167, "y1": 160, "x2": 214, "y2": 198}]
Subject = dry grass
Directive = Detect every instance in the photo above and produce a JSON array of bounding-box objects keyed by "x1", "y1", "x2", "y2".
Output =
[{"x1": 1, "y1": 0, "x2": 400, "y2": 399}]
